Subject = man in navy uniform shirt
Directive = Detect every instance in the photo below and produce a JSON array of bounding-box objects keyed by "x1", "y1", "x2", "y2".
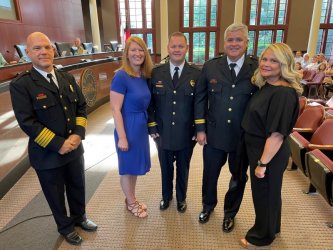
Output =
[
  {"x1": 148, "y1": 32, "x2": 200, "y2": 212},
  {"x1": 10, "y1": 32, "x2": 97, "y2": 245},
  {"x1": 195, "y1": 23, "x2": 258, "y2": 232}
]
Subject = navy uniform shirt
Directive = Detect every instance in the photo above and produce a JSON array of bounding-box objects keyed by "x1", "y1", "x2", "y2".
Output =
[
  {"x1": 148, "y1": 61, "x2": 201, "y2": 151},
  {"x1": 194, "y1": 55, "x2": 258, "y2": 152},
  {"x1": 10, "y1": 67, "x2": 87, "y2": 169}
]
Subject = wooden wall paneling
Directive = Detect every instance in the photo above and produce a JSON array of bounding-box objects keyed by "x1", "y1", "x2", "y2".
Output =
[{"x1": 0, "y1": 0, "x2": 85, "y2": 62}]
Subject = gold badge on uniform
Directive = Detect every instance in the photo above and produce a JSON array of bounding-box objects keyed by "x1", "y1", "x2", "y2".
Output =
[
  {"x1": 69, "y1": 84, "x2": 74, "y2": 92},
  {"x1": 190, "y1": 80, "x2": 195, "y2": 87}
]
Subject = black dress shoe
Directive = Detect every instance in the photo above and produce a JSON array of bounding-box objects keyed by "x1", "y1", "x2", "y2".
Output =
[
  {"x1": 222, "y1": 217, "x2": 234, "y2": 233},
  {"x1": 63, "y1": 231, "x2": 82, "y2": 245},
  {"x1": 177, "y1": 201, "x2": 187, "y2": 213},
  {"x1": 160, "y1": 199, "x2": 170, "y2": 210},
  {"x1": 198, "y1": 210, "x2": 212, "y2": 224},
  {"x1": 76, "y1": 219, "x2": 98, "y2": 232}
]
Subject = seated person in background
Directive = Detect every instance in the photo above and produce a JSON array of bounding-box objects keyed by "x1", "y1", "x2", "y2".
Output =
[
  {"x1": 301, "y1": 53, "x2": 310, "y2": 68},
  {"x1": 317, "y1": 62, "x2": 327, "y2": 72},
  {"x1": 72, "y1": 37, "x2": 84, "y2": 55},
  {"x1": 0, "y1": 52, "x2": 8, "y2": 66},
  {"x1": 317, "y1": 53, "x2": 329, "y2": 68},
  {"x1": 294, "y1": 50, "x2": 303, "y2": 63},
  {"x1": 321, "y1": 74, "x2": 333, "y2": 99},
  {"x1": 295, "y1": 62, "x2": 304, "y2": 78},
  {"x1": 305, "y1": 55, "x2": 319, "y2": 71},
  {"x1": 324, "y1": 63, "x2": 333, "y2": 75}
]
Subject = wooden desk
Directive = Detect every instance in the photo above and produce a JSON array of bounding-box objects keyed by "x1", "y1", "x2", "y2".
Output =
[{"x1": 0, "y1": 51, "x2": 122, "y2": 83}]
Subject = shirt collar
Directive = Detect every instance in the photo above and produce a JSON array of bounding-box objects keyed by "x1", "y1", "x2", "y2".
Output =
[
  {"x1": 227, "y1": 54, "x2": 245, "y2": 69},
  {"x1": 34, "y1": 67, "x2": 56, "y2": 80},
  {"x1": 170, "y1": 61, "x2": 185, "y2": 76}
]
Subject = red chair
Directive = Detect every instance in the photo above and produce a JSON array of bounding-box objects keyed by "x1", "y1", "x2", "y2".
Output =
[
  {"x1": 298, "y1": 96, "x2": 307, "y2": 116},
  {"x1": 303, "y1": 71, "x2": 326, "y2": 98},
  {"x1": 301, "y1": 70, "x2": 316, "y2": 81},
  {"x1": 292, "y1": 105, "x2": 325, "y2": 140},
  {"x1": 289, "y1": 106, "x2": 326, "y2": 175},
  {"x1": 305, "y1": 149, "x2": 333, "y2": 228}
]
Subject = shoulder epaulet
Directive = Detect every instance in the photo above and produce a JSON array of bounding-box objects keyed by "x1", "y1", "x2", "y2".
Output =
[
  {"x1": 153, "y1": 63, "x2": 165, "y2": 69},
  {"x1": 206, "y1": 55, "x2": 222, "y2": 63},
  {"x1": 11, "y1": 70, "x2": 31, "y2": 83},
  {"x1": 248, "y1": 55, "x2": 258, "y2": 61},
  {"x1": 188, "y1": 63, "x2": 200, "y2": 70}
]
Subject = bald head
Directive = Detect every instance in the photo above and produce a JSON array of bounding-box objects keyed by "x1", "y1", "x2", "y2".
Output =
[
  {"x1": 25, "y1": 32, "x2": 54, "y2": 72},
  {"x1": 26, "y1": 32, "x2": 52, "y2": 48}
]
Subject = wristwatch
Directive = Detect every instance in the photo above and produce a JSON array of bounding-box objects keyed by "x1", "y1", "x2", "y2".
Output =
[{"x1": 257, "y1": 160, "x2": 268, "y2": 167}]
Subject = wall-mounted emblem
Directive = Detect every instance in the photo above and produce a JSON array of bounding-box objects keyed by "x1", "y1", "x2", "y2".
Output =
[{"x1": 80, "y1": 68, "x2": 97, "y2": 107}]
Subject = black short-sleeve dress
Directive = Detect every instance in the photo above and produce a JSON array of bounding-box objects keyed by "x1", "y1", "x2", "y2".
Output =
[{"x1": 241, "y1": 83, "x2": 299, "y2": 246}]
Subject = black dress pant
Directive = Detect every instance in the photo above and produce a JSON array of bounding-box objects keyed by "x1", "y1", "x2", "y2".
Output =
[
  {"x1": 35, "y1": 155, "x2": 86, "y2": 235},
  {"x1": 244, "y1": 133, "x2": 289, "y2": 246},
  {"x1": 158, "y1": 145, "x2": 195, "y2": 202},
  {"x1": 202, "y1": 144, "x2": 247, "y2": 218}
]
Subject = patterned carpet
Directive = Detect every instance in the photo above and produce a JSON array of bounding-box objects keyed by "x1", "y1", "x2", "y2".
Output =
[{"x1": 0, "y1": 103, "x2": 332, "y2": 250}]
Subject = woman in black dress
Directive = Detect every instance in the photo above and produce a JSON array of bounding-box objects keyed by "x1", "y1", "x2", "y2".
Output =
[{"x1": 240, "y1": 43, "x2": 303, "y2": 248}]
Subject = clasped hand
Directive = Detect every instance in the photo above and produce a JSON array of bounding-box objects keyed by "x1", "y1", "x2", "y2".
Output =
[
  {"x1": 59, "y1": 134, "x2": 81, "y2": 155},
  {"x1": 196, "y1": 132, "x2": 207, "y2": 146}
]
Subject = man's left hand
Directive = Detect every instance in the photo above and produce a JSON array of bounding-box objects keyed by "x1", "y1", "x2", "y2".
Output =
[{"x1": 68, "y1": 134, "x2": 81, "y2": 150}]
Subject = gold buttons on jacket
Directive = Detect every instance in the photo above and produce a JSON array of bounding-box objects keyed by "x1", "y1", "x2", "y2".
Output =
[
  {"x1": 232, "y1": 84, "x2": 235, "y2": 88},
  {"x1": 228, "y1": 108, "x2": 232, "y2": 112},
  {"x1": 227, "y1": 120, "x2": 231, "y2": 123},
  {"x1": 43, "y1": 105, "x2": 47, "y2": 109},
  {"x1": 69, "y1": 130, "x2": 72, "y2": 134},
  {"x1": 173, "y1": 112, "x2": 176, "y2": 115},
  {"x1": 230, "y1": 96, "x2": 234, "y2": 100},
  {"x1": 67, "y1": 118, "x2": 70, "y2": 122},
  {"x1": 173, "y1": 90, "x2": 177, "y2": 94},
  {"x1": 64, "y1": 106, "x2": 67, "y2": 110},
  {"x1": 172, "y1": 122, "x2": 175, "y2": 125},
  {"x1": 173, "y1": 101, "x2": 176, "y2": 104}
]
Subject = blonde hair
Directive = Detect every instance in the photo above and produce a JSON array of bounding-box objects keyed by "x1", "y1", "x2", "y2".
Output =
[
  {"x1": 252, "y1": 43, "x2": 303, "y2": 95},
  {"x1": 318, "y1": 62, "x2": 327, "y2": 71},
  {"x1": 120, "y1": 36, "x2": 153, "y2": 78}
]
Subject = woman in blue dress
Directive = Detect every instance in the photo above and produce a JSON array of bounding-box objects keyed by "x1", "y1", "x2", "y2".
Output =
[{"x1": 110, "y1": 36, "x2": 153, "y2": 218}]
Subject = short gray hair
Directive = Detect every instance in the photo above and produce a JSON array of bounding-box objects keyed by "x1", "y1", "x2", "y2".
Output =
[{"x1": 224, "y1": 23, "x2": 248, "y2": 40}]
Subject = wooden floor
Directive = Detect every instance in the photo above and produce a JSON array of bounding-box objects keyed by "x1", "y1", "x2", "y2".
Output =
[{"x1": 0, "y1": 103, "x2": 332, "y2": 250}]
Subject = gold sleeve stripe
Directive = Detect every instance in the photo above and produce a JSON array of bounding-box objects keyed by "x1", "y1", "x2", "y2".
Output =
[
  {"x1": 34, "y1": 128, "x2": 55, "y2": 148},
  {"x1": 148, "y1": 122, "x2": 157, "y2": 127},
  {"x1": 195, "y1": 119, "x2": 206, "y2": 124},
  {"x1": 76, "y1": 117, "x2": 87, "y2": 128}
]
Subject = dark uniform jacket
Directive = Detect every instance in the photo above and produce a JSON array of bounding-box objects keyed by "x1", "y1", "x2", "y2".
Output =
[
  {"x1": 194, "y1": 55, "x2": 258, "y2": 152},
  {"x1": 148, "y1": 62, "x2": 201, "y2": 151},
  {"x1": 10, "y1": 67, "x2": 87, "y2": 170}
]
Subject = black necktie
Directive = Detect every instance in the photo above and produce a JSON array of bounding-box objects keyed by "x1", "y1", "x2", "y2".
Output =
[
  {"x1": 172, "y1": 66, "x2": 179, "y2": 87},
  {"x1": 229, "y1": 63, "x2": 237, "y2": 82},
  {"x1": 47, "y1": 73, "x2": 58, "y2": 88}
]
